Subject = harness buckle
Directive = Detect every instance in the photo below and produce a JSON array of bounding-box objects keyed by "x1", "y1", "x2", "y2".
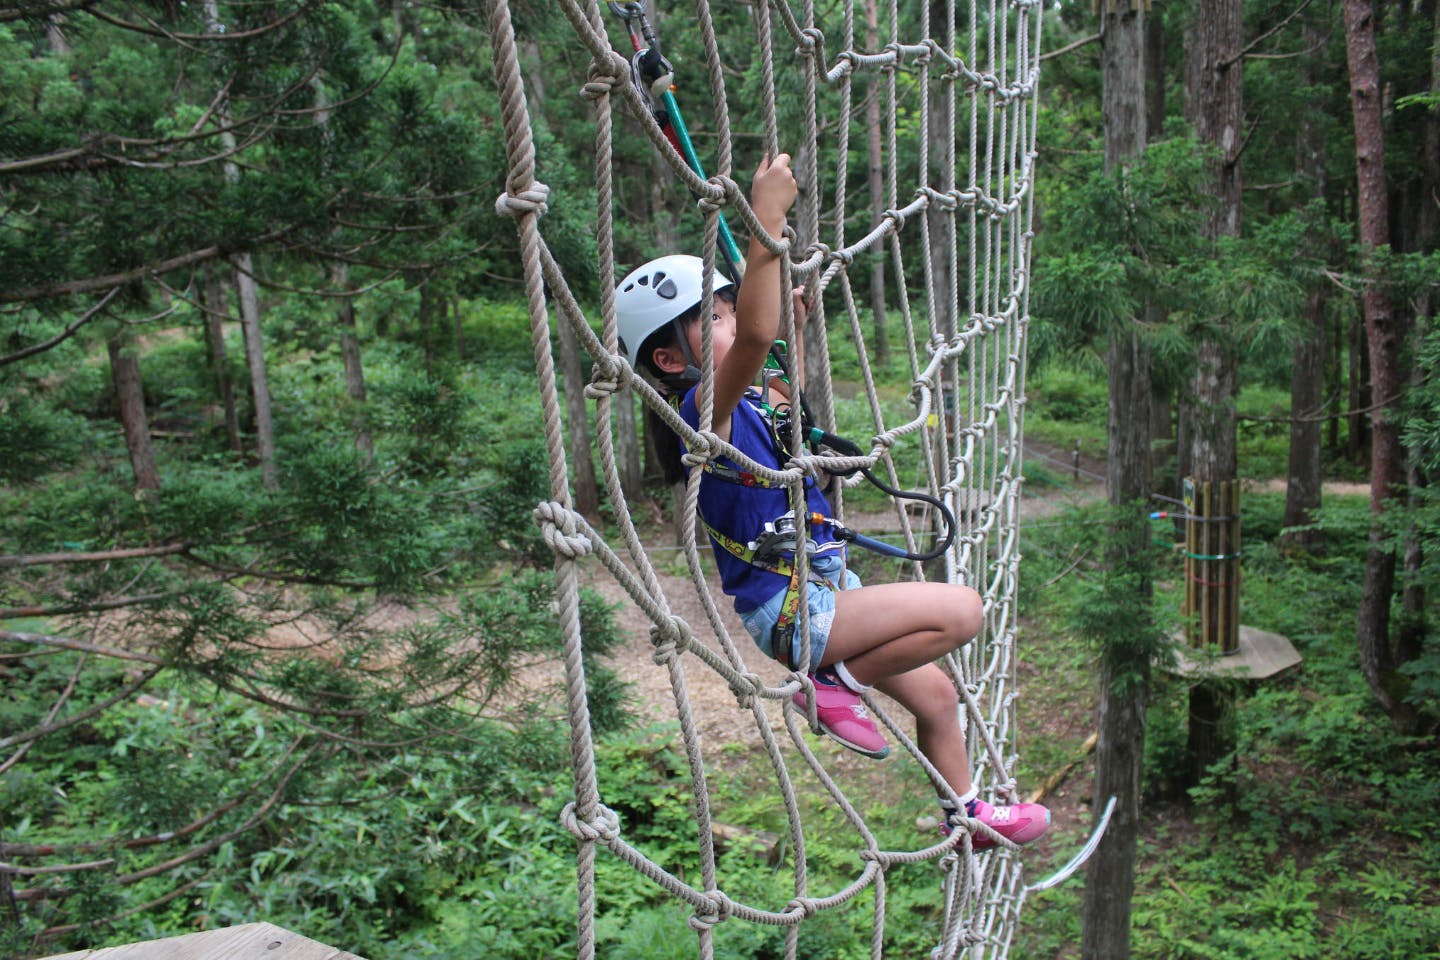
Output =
[{"x1": 748, "y1": 511, "x2": 814, "y2": 565}]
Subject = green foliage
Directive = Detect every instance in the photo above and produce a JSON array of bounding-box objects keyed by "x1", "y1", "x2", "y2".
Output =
[
  {"x1": 0, "y1": 393, "x2": 93, "y2": 482},
  {"x1": 1019, "y1": 489, "x2": 1440, "y2": 960},
  {"x1": 1028, "y1": 362, "x2": 1108, "y2": 424}
]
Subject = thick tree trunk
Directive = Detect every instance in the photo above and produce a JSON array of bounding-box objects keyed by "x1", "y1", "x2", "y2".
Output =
[
  {"x1": 333, "y1": 260, "x2": 373, "y2": 459},
  {"x1": 1345, "y1": 0, "x2": 1408, "y2": 720},
  {"x1": 1181, "y1": 0, "x2": 1242, "y2": 480},
  {"x1": 108, "y1": 334, "x2": 161, "y2": 492},
  {"x1": 234, "y1": 255, "x2": 277, "y2": 492},
  {"x1": 202, "y1": 262, "x2": 243, "y2": 455},
  {"x1": 1282, "y1": 288, "x2": 1326, "y2": 546},
  {"x1": 206, "y1": 0, "x2": 275, "y2": 492},
  {"x1": 1083, "y1": 8, "x2": 1150, "y2": 960},
  {"x1": 1282, "y1": 13, "x2": 1330, "y2": 551},
  {"x1": 1182, "y1": 0, "x2": 1243, "y2": 785},
  {"x1": 1145, "y1": 3, "x2": 1166, "y2": 138},
  {"x1": 1398, "y1": 1, "x2": 1440, "y2": 664},
  {"x1": 1087, "y1": 331, "x2": 1153, "y2": 960}
]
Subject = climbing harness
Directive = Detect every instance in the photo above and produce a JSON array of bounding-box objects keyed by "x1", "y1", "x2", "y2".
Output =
[{"x1": 759, "y1": 343, "x2": 959, "y2": 565}]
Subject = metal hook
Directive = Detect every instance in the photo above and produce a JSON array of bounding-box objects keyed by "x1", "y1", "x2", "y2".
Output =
[{"x1": 607, "y1": 1, "x2": 646, "y2": 23}]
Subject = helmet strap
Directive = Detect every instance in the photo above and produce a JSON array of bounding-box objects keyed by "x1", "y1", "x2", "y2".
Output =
[{"x1": 654, "y1": 316, "x2": 702, "y2": 392}]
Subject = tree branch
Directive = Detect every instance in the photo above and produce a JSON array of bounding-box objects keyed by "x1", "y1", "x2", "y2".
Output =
[
  {"x1": 0, "y1": 631, "x2": 166, "y2": 665},
  {"x1": 0, "y1": 543, "x2": 189, "y2": 567},
  {"x1": 0, "y1": 640, "x2": 86, "y2": 777},
  {"x1": 2, "y1": 248, "x2": 211, "y2": 304},
  {"x1": 0, "y1": 858, "x2": 115, "y2": 876},
  {"x1": 38, "y1": 875, "x2": 207, "y2": 938},
  {"x1": 14, "y1": 740, "x2": 318, "y2": 902},
  {"x1": 1, "y1": 795, "x2": 244, "y2": 859},
  {"x1": 82, "y1": 5, "x2": 307, "y2": 42},
  {"x1": 0, "y1": 1, "x2": 95, "y2": 24},
  {"x1": 0, "y1": 596, "x2": 176, "y2": 621},
  {"x1": 0, "y1": 664, "x2": 164, "y2": 751},
  {"x1": 1225, "y1": 0, "x2": 1315, "y2": 68},
  {"x1": 0, "y1": 286, "x2": 121, "y2": 368},
  {"x1": 1040, "y1": 32, "x2": 1100, "y2": 63},
  {"x1": 181, "y1": 549, "x2": 376, "y2": 589},
  {"x1": 1236, "y1": 391, "x2": 1402, "y2": 425}
]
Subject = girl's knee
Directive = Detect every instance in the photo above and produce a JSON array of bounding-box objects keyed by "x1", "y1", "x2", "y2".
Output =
[
  {"x1": 946, "y1": 584, "x2": 983, "y2": 646},
  {"x1": 912, "y1": 666, "x2": 960, "y2": 719}
]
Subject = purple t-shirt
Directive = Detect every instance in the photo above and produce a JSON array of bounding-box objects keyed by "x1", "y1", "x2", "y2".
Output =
[{"x1": 678, "y1": 387, "x2": 845, "y2": 613}]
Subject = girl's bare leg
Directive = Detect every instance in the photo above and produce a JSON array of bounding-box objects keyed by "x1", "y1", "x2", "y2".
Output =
[
  {"x1": 820, "y1": 581, "x2": 982, "y2": 796},
  {"x1": 821, "y1": 581, "x2": 982, "y2": 682},
  {"x1": 874, "y1": 664, "x2": 973, "y2": 797}
]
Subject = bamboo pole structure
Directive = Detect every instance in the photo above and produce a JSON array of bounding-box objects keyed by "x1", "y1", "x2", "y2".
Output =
[{"x1": 1182, "y1": 478, "x2": 1241, "y2": 653}]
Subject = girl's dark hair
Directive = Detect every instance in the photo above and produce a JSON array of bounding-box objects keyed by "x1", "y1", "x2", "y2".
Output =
[{"x1": 639, "y1": 290, "x2": 735, "y2": 486}]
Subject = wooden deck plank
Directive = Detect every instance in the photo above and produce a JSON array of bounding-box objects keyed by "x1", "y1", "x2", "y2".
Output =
[{"x1": 39, "y1": 922, "x2": 363, "y2": 960}]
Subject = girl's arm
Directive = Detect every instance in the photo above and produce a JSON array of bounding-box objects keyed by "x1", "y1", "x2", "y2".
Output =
[{"x1": 709, "y1": 153, "x2": 797, "y2": 441}]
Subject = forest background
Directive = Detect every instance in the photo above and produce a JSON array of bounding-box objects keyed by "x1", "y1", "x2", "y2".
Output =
[{"x1": 1, "y1": 1, "x2": 1437, "y2": 958}]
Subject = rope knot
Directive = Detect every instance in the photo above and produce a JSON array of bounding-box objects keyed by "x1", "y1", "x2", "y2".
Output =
[
  {"x1": 797, "y1": 26, "x2": 824, "y2": 56},
  {"x1": 582, "y1": 58, "x2": 627, "y2": 100},
  {"x1": 786, "y1": 896, "x2": 820, "y2": 920},
  {"x1": 681, "y1": 431, "x2": 718, "y2": 468},
  {"x1": 648, "y1": 617, "x2": 689, "y2": 663},
  {"x1": 560, "y1": 801, "x2": 621, "y2": 843},
  {"x1": 882, "y1": 207, "x2": 908, "y2": 231},
  {"x1": 585, "y1": 356, "x2": 622, "y2": 398},
  {"x1": 495, "y1": 182, "x2": 551, "y2": 218},
  {"x1": 687, "y1": 893, "x2": 731, "y2": 931},
  {"x1": 728, "y1": 671, "x2": 762, "y2": 710},
  {"x1": 533, "y1": 501, "x2": 592, "y2": 559},
  {"x1": 696, "y1": 174, "x2": 739, "y2": 213}
]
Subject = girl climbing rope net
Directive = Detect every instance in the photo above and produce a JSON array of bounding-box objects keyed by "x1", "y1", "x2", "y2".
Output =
[
  {"x1": 616, "y1": 153, "x2": 1051, "y2": 850},
  {"x1": 482, "y1": 0, "x2": 1116, "y2": 953}
]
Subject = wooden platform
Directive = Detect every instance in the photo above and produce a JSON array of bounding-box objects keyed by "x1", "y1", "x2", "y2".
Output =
[
  {"x1": 40, "y1": 923, "x2": 362, "y2": 960},
  {"x1": 1170, "y1": 624, "x2": 1303, "y2": 681}
]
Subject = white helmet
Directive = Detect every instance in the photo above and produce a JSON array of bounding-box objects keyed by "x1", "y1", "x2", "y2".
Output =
[{"x1": 616, "y1": 254, "x2": 735, "y2": 371}]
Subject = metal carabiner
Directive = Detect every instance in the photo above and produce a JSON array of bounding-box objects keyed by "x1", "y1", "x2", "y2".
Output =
[{"x1": 607, "y1": 1, "x2": 646, "y2": 24}]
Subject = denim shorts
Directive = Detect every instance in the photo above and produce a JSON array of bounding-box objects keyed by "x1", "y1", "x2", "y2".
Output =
[{"x1": 739, "y1": 554, "x2": 861, "y2": 669}]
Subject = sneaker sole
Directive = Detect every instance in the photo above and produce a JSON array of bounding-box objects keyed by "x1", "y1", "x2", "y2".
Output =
[
  {"x1": 819, "y1": 728, "x2": 891, "y2": 760},
  {"x1": 793, "y1": 693, "x2": 892, "y2": 760}
]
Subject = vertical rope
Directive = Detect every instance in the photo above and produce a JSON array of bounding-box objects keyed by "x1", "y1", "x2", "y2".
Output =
[{"x1": 483, "y1": 5, "x2": 601, "y2": 960}]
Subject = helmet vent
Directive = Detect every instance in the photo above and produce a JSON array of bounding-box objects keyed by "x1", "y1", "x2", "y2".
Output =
[{"x1": 656, "y1": 276, "x2": 677, "y2": 299}]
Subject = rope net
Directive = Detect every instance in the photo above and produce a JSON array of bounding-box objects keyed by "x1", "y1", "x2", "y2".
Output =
[{"x1": 487, "y1": 0, "x2": 1043, "y2": 955}]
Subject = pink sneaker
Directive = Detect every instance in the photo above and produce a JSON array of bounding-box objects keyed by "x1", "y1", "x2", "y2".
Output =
[
  {"x1": 944, "y1": 799, "x2": 1051, "y2": 849},
  {"x1": 793, "y1": 670, "x2": 890, "y2": 759}
]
